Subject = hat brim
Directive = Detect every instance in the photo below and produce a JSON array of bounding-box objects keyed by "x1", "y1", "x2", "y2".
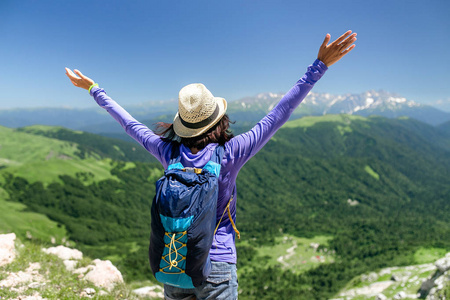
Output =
[{"x1": 173, "y1": 97, "x2": 227, "y2": 138}]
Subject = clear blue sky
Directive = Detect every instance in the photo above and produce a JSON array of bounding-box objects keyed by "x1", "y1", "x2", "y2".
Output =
[{"x1": 0, "y1": 0, "x2": 449, "y2": 110}]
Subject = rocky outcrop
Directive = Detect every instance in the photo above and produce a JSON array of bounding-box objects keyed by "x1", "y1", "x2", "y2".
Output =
[
  {"x1": 42, "y1": 245, "x2": 83, "y2": 273},
  {"x1": 42, "y1": 245, "x2": 124, "y2": 292},
  {"x1": 332, "y1": 253, "x2": 450, "y2": 300},
  {"x1": 419, "y1": 253, "x2": 450, "y2": 299},
  {"x1": 0, "y1": 233, "x2": 152, "y2": 299},
  {"x1": 0, "y1": 262, "x2": 45, "y2": 293}
]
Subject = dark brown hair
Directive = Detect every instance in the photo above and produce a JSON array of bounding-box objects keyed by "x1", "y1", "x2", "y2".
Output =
[{"x1": 156, "y1": 114, "x2": 234, "y2": 150}]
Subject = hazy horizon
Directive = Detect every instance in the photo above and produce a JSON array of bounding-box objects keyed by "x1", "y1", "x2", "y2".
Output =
[{"x1": 1, "y1": 88, "x2": 449, "y2": 113}]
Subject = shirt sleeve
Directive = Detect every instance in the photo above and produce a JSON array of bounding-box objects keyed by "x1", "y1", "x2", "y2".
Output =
[
  {"x1": 89, "y1": 87, "x2": 172, "y2": 165},
  {"x1": 226, "y1": 59, "x2": 328, "y2": 169}
]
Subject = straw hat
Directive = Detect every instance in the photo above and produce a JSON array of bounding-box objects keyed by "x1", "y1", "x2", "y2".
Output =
[{"x1": 173, "y1": 83, "x2": 227, "y2": 138}]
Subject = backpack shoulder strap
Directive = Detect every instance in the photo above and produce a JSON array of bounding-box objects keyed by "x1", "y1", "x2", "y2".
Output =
[
  {"x1": 202, "y1": 145, "x2": 225, "y2": 177},
  {"x1": 210, "y1": 145, "x2": 225, "y2": 165},
  {"x1": 167, "y1": 143, "x2": 184, "y2": 170}
]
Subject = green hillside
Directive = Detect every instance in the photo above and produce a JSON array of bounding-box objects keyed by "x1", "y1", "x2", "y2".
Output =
[
  {"x1": 0, "y1": 125, "x2": 120, "y2": 185},
  {"x1": 17, "y1": 125, "x2": 156, "y2": 163},
  {"x1": 0, "y1": 116, "x2": 449, "y2": 299}
]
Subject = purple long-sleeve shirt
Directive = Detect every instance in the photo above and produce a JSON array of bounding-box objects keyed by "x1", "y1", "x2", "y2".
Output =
[{"x1": 90, "y1": 59, "x2": 327, "y2": 264}]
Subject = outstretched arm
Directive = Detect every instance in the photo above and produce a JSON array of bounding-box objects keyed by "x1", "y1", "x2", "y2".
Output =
[
  {"x1": 64, "y1": 68, "x2": 171, "y2": 166},
  {"x1": 227, "y1": 30, "x2": 357, "y2": 169}
]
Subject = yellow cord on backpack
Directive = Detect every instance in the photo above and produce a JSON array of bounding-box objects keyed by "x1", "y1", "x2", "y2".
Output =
[
  {"x1": 168, "y1": 233, "x2": 178, "y2": 270},
  {"x1": 214, "y1": 196, "x2": 240, "y2": 240}
]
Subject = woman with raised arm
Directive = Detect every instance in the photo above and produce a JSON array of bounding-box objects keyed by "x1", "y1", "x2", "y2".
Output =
[{"x1": 66, "y1": 30, "x2": 356, "y2": 300}]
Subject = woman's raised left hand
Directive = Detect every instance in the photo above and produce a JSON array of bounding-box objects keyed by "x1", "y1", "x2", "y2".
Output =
[{"x1": 65, "y1": 68, "x2": 95, "y2": 90}]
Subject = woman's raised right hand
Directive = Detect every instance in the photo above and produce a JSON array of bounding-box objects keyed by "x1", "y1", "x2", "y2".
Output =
[{"x1": 317, "y1": 30, "x2": 357, "y2": 67}]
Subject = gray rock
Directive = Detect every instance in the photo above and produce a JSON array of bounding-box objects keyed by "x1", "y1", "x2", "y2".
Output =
[
  {"x1": 426, "y1": 270, "x2": 450, "y2": 300},
  {"x1": 419, "y1": 271, "x2": 440, "y2": 299},
  {"x1": 0, "y1": 233, "x2": 16, "y2": 267},
  {"x1": 80, "y1": 287, "x2": 96, "y2": 298},
  {"x1": 133, "y1": 285, "x2": 164, "y2": 299},
  {"x1": 83, "y1": 259, "x2": 123, "y2": 291},
  {"x1": 42, "y1": 245, "x2": 83, "y2": 260},
  {"x1": 435, "y1": 253, "x2": 450, "y2": 273},
  {"x1": 63, "y1": 259, "x2": 78, "y2": 271},
  {"x1": 376, "y1": 294, "x2": 387, "y2": 300},
  {"x1": 393, "y1": 291, "x2": 406, "y2": 299},
  {"x1": 361, "y1": 272, "x2": 378, "y2": 282},
  {"x1": 28, "y1": 282, "x2": 43, "y2": 289},
  {"x1": 419, "y1": 254, "x2": 450, "y2": 298}
]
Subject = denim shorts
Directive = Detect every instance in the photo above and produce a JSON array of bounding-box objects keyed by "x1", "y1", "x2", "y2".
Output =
[{"x1": 164, "y1": 261, "x2": 238, "y2": 300}]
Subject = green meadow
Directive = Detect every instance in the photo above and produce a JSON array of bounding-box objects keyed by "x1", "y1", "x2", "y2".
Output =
[
  {"x1": 238, "y1": 235, "x2": 334, "y2": 275},
  {"x1": 0, "y1": 192, "x2": 67, "y2": 243},
  {"x1": 282, "y1": 114, "x2": 367, "y2": 129}
]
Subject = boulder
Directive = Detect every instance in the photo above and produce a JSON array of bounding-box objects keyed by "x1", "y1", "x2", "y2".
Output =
[
  {"x1": 435, "y1": 253, "x2": 450, "y2": 273},
  {"x1": 80, "y1": 287, "x2": 96, "y2": 298},
  {"x1": 0, "y1": 233, "x2": 16, "y2": 267},
  {"x1": 375, "y1": 294, "x2": 387, "y2": 300},
  {"x1": 393, "y1": 291, "x2": 406, "y2": 299},
  {"x1": 133, "y1": 286, "x2": 164, "y2": 299},
  {"x1": 63, "y1": 259, "x2": 78, "y2": 271},
  {"x1": 42, "y1": 245, "x2": 83, "y2": 260},
  {"x1": 83, "y1": 259, "x2": 123, "y2": 291}
]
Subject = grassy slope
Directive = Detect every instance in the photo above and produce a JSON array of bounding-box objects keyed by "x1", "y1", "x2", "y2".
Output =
[
  {"x1": 237, "y1": 235, "x2": 334, "y2": 276},
  {"x1": 0, "y1": 185, "x2": 68, "y2": 245},
  {"x1": 0, "y1": 195, "x2": 68, "y2": 244},
  {"x1": 17, "y1": 124, "x2": 156, "y2": 163},
  {"x1": 0, "y1": 125, "x2": 119, "y2": 185}
]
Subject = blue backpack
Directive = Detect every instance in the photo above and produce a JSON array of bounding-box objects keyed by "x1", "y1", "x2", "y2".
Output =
[{"x1": 149, "y1": 144, "x2": 225, "y2": 288}]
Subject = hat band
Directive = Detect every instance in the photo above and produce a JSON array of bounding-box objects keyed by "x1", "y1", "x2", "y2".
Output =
[{"x1": 179, "y1": 105, "x2": 220, "y2": 129}]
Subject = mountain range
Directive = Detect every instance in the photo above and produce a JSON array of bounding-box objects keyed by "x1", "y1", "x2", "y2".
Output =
[
  {"x1": 1, "y1": 90, "x2": 449, "y2": 134},
  {"x1": 228, "y1": 90, "x2": 450, "y2": 126}
]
